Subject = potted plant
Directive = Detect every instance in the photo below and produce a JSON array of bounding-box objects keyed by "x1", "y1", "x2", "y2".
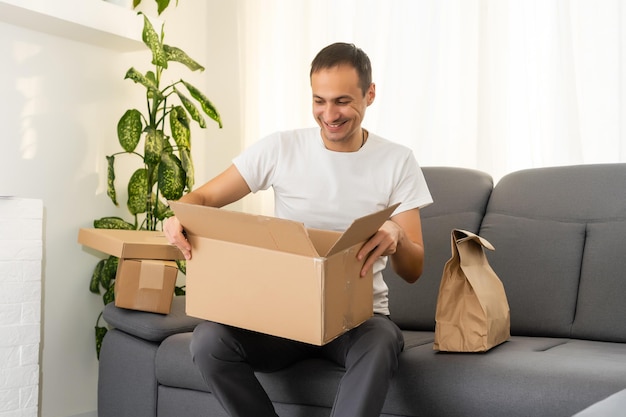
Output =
[{"x1": 88, "y1": 0, "x2": 222, "y2": 357}]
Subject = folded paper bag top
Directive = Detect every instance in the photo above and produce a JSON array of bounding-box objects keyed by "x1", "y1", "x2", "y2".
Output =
[{"x1": 434, "y1": 229, "x2": 511, "y2": 352}]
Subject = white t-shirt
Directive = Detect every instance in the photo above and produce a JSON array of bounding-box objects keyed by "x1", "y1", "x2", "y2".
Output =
[{"x1": 233, "y1": 127, "x2": 432, "y2": 315}]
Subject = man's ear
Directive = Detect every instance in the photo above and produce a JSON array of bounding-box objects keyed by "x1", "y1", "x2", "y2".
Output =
[{"x1": 366, "y1": 83, "x2": 376, "y2": 106}]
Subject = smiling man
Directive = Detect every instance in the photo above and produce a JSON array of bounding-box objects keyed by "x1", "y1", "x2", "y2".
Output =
[{"x1": 164, "y1": 42, "x2": 432, "y2": 417}]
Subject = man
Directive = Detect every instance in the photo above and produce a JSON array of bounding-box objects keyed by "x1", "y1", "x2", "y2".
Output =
[{"x1": 164, "y1": 42, "x2": 432, "y2": 417}]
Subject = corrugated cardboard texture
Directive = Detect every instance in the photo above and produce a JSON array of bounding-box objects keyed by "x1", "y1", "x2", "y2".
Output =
[
  {"x1": 78, "y1": 228, "x2": 184, "y2": 260},
  {"x1": 114, "y1": 259, "x2": 178, "y2": 314}
]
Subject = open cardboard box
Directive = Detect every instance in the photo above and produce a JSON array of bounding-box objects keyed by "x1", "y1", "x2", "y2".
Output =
[
  {"x1": 78, "y1": 228, "x2": 184, "y2": 314},
  {"x1": 170, "y1": 202, "x2": 399, "y2": 345}
]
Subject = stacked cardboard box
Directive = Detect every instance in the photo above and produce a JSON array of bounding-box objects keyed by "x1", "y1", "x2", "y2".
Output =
[{"x1": 78, "y1": 229, "x2": 184, "y2": 314}]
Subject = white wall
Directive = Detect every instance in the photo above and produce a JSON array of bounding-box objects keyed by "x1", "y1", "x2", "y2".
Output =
[{"x1": 0, "y1": 1, "x2": 241, "y2": 416}]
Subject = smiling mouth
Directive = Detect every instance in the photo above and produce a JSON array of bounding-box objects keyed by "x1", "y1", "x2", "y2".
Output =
[{"x1": 324, "y1": 120, "x2": 346, "y2": 129}]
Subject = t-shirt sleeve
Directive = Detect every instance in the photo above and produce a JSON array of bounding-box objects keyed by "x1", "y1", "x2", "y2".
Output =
[
  {"x1": 390, "y1": 151, "x2": 433, "y2": 216},
  {"x1": 232, "y1": 132, "x2": 280, "y2": 193}
]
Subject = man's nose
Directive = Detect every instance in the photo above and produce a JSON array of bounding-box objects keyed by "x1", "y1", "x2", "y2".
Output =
[{"x1": 323, "y1": 104, "x2": 340, "y2": 121}]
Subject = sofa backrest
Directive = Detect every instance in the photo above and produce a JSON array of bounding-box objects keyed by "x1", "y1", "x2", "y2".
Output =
[
  {"x1": 479, "y1": 163, "x2": 626, "y2": 342},
  {"x1": 387, "y1": 166, "x2": 493, "y2": 330}
]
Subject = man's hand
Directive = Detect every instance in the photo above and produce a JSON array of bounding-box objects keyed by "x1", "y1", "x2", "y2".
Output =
[
  {"x1": 161, "y1": 165, "x2": 252, "y2": 261},
  {"x1": 164, "y1": 216, "x2": 192, "y2": 260},
  {"x1": 357, "y1": 220, "x2": 403, "y2": 277},
  {"x1": 356, "y1": 208, "x2": 425, "y2": 283}
]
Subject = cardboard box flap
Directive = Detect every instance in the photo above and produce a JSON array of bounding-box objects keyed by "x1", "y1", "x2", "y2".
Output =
[
  {"x1": 78, "y1": 228, "x2": 184, "y2": 260},
  {"x1": 325, "y1": 203, "x2": 401, "y2": 256},
  {"x1": 169, "y1": 202, "x2": 319, "y2": 257}
]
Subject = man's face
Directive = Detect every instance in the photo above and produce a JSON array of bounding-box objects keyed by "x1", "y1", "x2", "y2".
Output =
[{"x1": 311, "y1": 65, "x2": 375, "y2": 152}]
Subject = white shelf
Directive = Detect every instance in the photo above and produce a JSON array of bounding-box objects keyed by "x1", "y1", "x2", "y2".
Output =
[{"x1": 0, "y1": 0, "x2": 160, "y2": 52}]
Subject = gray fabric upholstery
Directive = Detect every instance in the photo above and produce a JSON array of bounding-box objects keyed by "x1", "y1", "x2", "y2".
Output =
[
  {"x1": 156, "y1": 332, "x2": 207, "y2": 393},
  {"x1": 573, "y1": 389, "x2": 626, "y2": 417},
  {"x1": 479, "y1": 213, "x2": 585, "y2": 337},
  {"x1": 98, "y1": 164, "x2": 626, "y2": 417},
  {"x1": 103, "y1": 295, "x2": 203, "y2": 342},
  {"x1": 98, "y1": 329, "x2": 159, "y2": 417},
  {"x1": 479, "y1": 164, "x2": 626, "y2": 342},
  {"x1": 573, "y1": 221, "x2": 626, "y2": 342}
]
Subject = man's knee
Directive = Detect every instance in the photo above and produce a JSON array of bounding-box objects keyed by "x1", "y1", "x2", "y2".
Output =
[
  {"x1": 347, "y1": 316, "x2": 403, "y2": 369},
  {"x1": 360, "y1": 316, "x2": 403, "y2": 348},
  {"x1": 190, "y1": 321, "x2": 241, "y2": 365}
]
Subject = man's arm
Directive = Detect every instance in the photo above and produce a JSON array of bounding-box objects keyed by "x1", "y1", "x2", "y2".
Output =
[
  {"x1": 163, "y1": 164, "x2": 251, "y2": 260},
  {"x1": 357, "y1": 208, "x2": 425, "y2": 283},
  {"x1": 178, "y1": 164, "x2": 251, "y2": 207}
]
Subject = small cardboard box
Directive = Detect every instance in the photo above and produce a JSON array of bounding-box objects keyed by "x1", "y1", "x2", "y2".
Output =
[
  {"x1": 114, "y1": 259, "x2": 179, "y2": 314},
  {"x1": 170, "y1": 202, "x2": 399, "y2": 345},
  {"x1": 78, "y1": 228, "x2": 184, "y2": 314}
]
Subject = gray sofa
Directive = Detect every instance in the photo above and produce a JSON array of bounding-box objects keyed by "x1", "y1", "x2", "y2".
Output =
[{"x1": 98, "y1": 164, "x2": 626, "y2": 417}]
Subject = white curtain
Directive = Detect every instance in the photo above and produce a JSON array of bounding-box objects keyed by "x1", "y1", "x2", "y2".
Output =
[{"x1": 236, "y1": 0, "x2": 625, "y2": 214}]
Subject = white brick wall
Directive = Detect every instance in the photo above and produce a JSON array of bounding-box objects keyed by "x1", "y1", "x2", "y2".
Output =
[{"x1": 0, "y1": 198, "x2": 43, "y2": 417}]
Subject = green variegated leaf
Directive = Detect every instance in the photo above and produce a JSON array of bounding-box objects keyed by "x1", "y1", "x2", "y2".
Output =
[
  {"x1": 175, "y1": 259, "x2": 186, "y2": 275},
  {"x1": 158, "y1": 152, "x2": 185, "y2": 200},
  {"x1": 141, "y1": 14, "x2": 167, "y2": 68},
  {"x1": 124, "y1": 68, "x2": 163, "y2": 100},
  {"x1": 101, "y1": 256, "x2": 119, "y2": 291},
  {"x1": 182, "y1": 81, "x2": 223, "y2": 128},
  {"x1": 154, "y1": 198, "x2": 172, "y2": 221},
  {"x1": 144, "y1": 127, "x2": 165, "y2": 165},
  {"x1": 93, "y1": 217, "x2": 135, "y2": 230},
  {"x1": 163, "y1": 44, "x2": 205, "y2": 71},
  {"x1": 174, "y1": 87, "x2": 206, "y2": 128},
  {"x1": 146, "y1": 71, "x2": 158, "y2": 99},
  {"x1": 174, "y1": 286, "x2": 186, "y2": 296},
  {"x1": 117, "y1": 109, "x2": 143, "y2": 152},
  {"x1": 103, "y1": 287, "x2": 115, "y2": 305},
  {"x1": 106, "y1": 155, "x2": 118, "y2": 206},
  {"x1": 170, "y1": 106, "x2": 190, "y2": 150},
  {"x1": 131, "y1": 0, "x2": 178, "y2": 14},
  {"x1": 156, "y1": 0, "x2": 171, "y2": 14},
  {"x1": 89, "y1": 259, "x2": 106, "y2": 294},
  {"x1": 128, "y1": 168, "x2": 149, "y2": 215},
  {"x1": 180, "y1": 148, "x2": 194, "y2": 190},
  {"x1": 147, "y1": 165, "x2": 159, "y2": 191},
  {"x1": 95, "y1": 326, "x2": 107, "y2": 359}
]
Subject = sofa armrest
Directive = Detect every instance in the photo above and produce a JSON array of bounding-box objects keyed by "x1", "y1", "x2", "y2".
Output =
[{"x1": 102, "y1": 296, "x2": 203, "y2": 342}]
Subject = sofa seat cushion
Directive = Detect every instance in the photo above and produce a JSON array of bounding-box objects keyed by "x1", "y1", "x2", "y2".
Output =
[
  {"x1": 156, "y1": 333, "x2": 626, "y2": 417},
  {"x1": 385, "y1": 337, "x2": 626, "y2": 417}
]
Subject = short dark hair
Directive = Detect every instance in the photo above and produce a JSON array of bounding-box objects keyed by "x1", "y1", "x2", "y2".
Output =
[{"x1": 310, "y1": 42, "x2": 372, "y2": 96}]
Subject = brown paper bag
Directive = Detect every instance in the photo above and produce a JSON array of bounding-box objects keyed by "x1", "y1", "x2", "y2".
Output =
[{"x1": 433, "y1": 229, "x2": 510, "y2": 352}]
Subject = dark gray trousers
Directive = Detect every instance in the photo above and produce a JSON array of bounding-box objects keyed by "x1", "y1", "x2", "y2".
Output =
[{"x1": 189, "y1": 314, "x2": 404, "y2": 417}]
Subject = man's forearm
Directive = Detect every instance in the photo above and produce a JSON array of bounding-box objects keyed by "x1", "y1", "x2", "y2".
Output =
[{"x1": 390, "y1": 233, "x2": 424, "y2": 283}]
